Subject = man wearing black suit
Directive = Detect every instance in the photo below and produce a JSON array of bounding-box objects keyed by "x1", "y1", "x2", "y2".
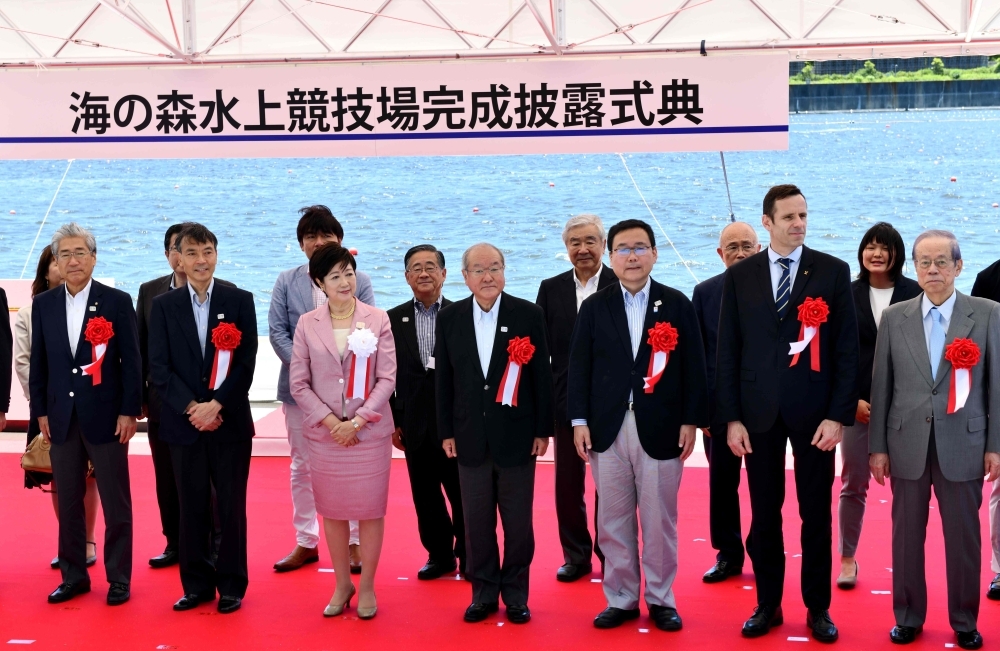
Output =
[
  {"x1": 569, "y1": 219, "x2": 709, "y2": 632},
  {"x1": 149, "y1": 223, "x2": 258, "y2": 615},
  {"x1": 716, "y1": 185, "x2": 859, "y2": 642},
  {"x1": 138, "y1": 224, "x2": 233, "y2": 569},
  {"x1": 29, "y1": 223, "x2": 142, "y2": 606},
  {"x1": 0, "y1": 286, "x2": 11, "y2": 434},
  {"x1": 388, "y1": 244, "x2": 465, "y2": 580},
  {"x1": 692, "y1": 221, "x2": 760, "y2": 584},
  {"x1": 536, "y1": 214, "x2": 616, "y2": 582},
  {"x1": 436, "y1": 243, "x2": 553, "y2": 625}
]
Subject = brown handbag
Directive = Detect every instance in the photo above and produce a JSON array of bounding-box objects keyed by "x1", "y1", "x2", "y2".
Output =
[{"x1": 21, "y1": 433, "x2": 51, "y2": 473}]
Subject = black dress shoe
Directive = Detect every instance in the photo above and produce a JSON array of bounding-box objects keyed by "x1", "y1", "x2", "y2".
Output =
[
  {"x1": 957, "y1": 630, "x2": 983, "y2": 650},
  {"x1": 889, "y1": 625, "x2": 922, "y2": 644},
  {"x1": 649, "y1": 605, "x2": 682, "y2": 631},
  {"x1": 173, "y1": 592, "x2": 216, "y2": 611},
  {"x1": 556, "y1": 563, "x2": 593, "y2": 583},
  {"x1": 417, "y1": 558, "x2": 457, "y2": 580},
  {"x1": 107, "y1": 582, "x2": 130, "y2": 606},
  {"x1": 807, "y1": 609, "x2": 839, "y2": 643},
  {"x1": 149, "y1": 548, "x2": 179, "y2": 569},
  {"x1": 594, "y1": 607, "x2": 640, "y2": 629},
  {"x1": 218, "y1": 595, "x2": 242, "y2": 614},
  {"x1": 506, "y1": 604, "x2": 531, "y2": 624},
  {"x1": 987, "y1": 574, "x2": 1000, "y2": 601},
  {"x1": 48, "y1": 581, "x2": 92, "y2": 604},
  {"x1": 742, "y1": 604, "x2": 783, "y2": 638},
  {"x1": 702, "y1": 560, "x2": 743, "y2": 583},
  {"x1": 464, "y1": 602, "x2": 499, "y2": 622}
]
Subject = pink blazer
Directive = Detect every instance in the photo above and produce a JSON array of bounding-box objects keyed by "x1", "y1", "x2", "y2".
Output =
[{"x1": 289, "y1": 300, "x2": 397, "y2": 441}]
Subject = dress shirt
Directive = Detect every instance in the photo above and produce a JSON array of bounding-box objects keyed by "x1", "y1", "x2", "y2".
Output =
[
  {"x1": 574, "y1": 265, "x2": 603, "y2": 311},
  {"x1": 188, "y1": 278, "x2": 215, "y2": 356},
  {"x1": 767, "y1": 245, "x2": 803, "y2": 301},
  {"x1": 921, "y1": 290, "x2": 956, "y2": 368},
  {"x1": 472, "y1": 294, "x2": 501, "y2": 377},
  {"x1": 571, "y1": 277, "x2": 650, "y2": 427},
  {"x1": 66, "y1": 280, "x2": 93, "y2": 357},
  {"x1": 312, "y1": 281, "x2": 328, "y2": 310},
  {"x1": 414, "y1": 295, "x2": 443, "y2": 368}
]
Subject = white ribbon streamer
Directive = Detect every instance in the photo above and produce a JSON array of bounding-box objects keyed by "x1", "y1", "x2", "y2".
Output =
[
  {"x1": 499, "y1": 362, "x2": 521, "y2": 406},
  {"x1": 643, "y1": 350, "x2": 668, "y2": 390},
  {"x1": 213, "y1": 349, "x2": 231, "y2": 390},
  {"x1": 788, "y1": 325, "x2": 818, "y2": 356},
  {"x1": 81, "y1": 343, "x2": 107, "y2": 379},
  {"x1": 953, "y1": 367, "x2": 970, "y2": 411}
]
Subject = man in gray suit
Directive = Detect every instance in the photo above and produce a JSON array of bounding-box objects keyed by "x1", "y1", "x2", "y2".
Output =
[
  {"x1": 269, "y1": 206, "x2": 375, "y2": 572},
  {"x1": 869, "y1": 229, "x2": 1000, "y2": 650}
]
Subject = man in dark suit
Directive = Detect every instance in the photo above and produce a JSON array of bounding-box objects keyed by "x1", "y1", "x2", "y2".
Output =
[
  {"x1": 535, "y1": 214, "x2": 616, "y2": 582},
  {"x1": 29, "y1": 222, "x2": 142, "y2": 606},
  {"x1": 0, "y1": 286, "x2": 11, "y2": 433},
  {"x1": 692, "y1": 221, "x2": 760, "y2": 584},
  {"x1": 716, "y1": 185, "x2": 859, "y2": 642},
  {"x1": 388, "y1": 244, "x2": 464, "y2": 580},
  {"x1": 436, "y1": 243, "x2": 553, "y2": 625},
  {"x1": 149, "y1": 223, "x2": 258, "y2": 615},
  {"x1": 138, "y1": 223, "x2": 233, "y2": 569},
  {"x1": 569, "y1": 219, "x2": 709, "y2": 632}
]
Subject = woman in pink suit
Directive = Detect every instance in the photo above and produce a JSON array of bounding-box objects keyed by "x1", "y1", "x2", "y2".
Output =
[{"x1": 290, "y1": 243, "x2": 397, "y2": 620}]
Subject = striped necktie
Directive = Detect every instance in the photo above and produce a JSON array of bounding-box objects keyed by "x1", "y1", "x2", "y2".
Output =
[{"x1": 776, "y1": 258, "x2": 792, "y2": 319}]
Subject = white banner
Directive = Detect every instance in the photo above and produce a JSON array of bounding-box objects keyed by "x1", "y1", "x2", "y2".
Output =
[{"x1": 0, "y1": 54, "x2": 787, "y2": 159}]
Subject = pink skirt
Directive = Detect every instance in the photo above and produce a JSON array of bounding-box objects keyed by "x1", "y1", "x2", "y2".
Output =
[{"x1": 304, "y1": 426, "x2": 391, "y2": 520}]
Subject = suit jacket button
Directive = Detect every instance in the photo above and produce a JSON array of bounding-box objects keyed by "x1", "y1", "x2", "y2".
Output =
[
  {"x1": 69, "y1": 391, "x2": 74, "y2": 397},
  {"x1": 631, "y1": 371, "x2": 635, "y2": 376},
  {"x1": 926, "y1": 417, "x2": 931, "y2": 423},
  {"x1": 484, "y1": 385, "x2": 489, "y2": 390},
  {"x1": 72, "y1": 368, "x2": 78, "y2": 374},
  {"x1": 932, "y1": 390, "x2": 938, "y2": 395},
  {"x1": 202, "y1": 377, "x2": 207, "y2": 382},
  {"x1": 339, "y1": 379, "x2": 344, "y2": 384}
]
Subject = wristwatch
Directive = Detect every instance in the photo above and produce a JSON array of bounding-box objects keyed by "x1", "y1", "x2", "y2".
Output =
[{"x1": 350, "y1": 418, "x2": 360, "y2": 430}]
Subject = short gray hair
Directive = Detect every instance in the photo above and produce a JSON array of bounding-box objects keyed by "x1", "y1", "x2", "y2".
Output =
[
  {"x1": 561, "y1": 214, "x2": 606, "y2": 244},
  {"x1": 51, "y1": 222, "x2": 97, "y2": 256},
  {"x1": 462, "y1": 242, "x2": 505, "y2": 270},
  {"x1": 911, "y1": 229, "x2": 961, "y2": 262}
]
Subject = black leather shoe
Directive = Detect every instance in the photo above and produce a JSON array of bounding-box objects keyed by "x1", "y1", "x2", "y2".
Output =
[
  {"x1": 149, "y1": 548, "x2": 179, "y2": 569},
  {"x1": 417, "y1": 558, "x2": 457, "y2": 580},
  {"x1": 957, "y1": 630, "x2": 983, "y2": 650},
  {"x1": 987, "y1": 574, "x2": 1000, "y2": 601},
  {"x1": 594, "y1": 607, "x2": 640, "y2": 629},
  {"x1": 218, "y1": 595, "x2": 242, "y2": 614},
  {"x1": 107, "y1": 582, "x2": 130, "y2": 606},
  {"x1": 649, "y1": 605, "x2": 682, "y2": 631},
  {"x1": 742, "y1": 604, "x2": 783, "y2": 638},
  {"x1": 173, "y1": 592, "x2": 216, "y2": 611},
  {"x1": 506, "y1": 604, "x2": 531, "y2": 624},
  {"x1": 556, "y1": 563, "x2": 593, "y2": 583},
  {"x1": 889, "y1": 625, "x2": 922, "y2": 644},
  {"x1": 48, "y1": 581, "x2": 91, "y2": 604},
  {"x1": 702, "y1": 560, "x2": 743, "y2": 583},
  {"x1": 464, "y1": 602, "x2": 499, "y2": 622},
  {"x1": 807, "y1": 609, "x2": 839, "y2": 643}
]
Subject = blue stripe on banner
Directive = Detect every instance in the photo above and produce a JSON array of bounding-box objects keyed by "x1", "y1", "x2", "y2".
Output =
[{"x1": 0, "y1": 124, "x2": 788, "y2": 145}]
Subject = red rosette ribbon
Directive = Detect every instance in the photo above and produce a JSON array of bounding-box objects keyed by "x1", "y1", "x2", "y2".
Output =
[
  {"x1": 209, "y1": 322, "x2": 242, "y2": 390},
  {"x1": 944, "y1": 338, "x2": 980, "y2": 413},
  {"x1": 496, "y1": 336, "x2": 535, "y2": 407},
  {"x1": 80, "y1": 316, "x2": 114, "y2": 385},
  {"x1": 789, "y1": 297, "x2": 830, "y2": 372},
  {"x1": 643, "y1": 322, "x2": 679, "y2": 393}
]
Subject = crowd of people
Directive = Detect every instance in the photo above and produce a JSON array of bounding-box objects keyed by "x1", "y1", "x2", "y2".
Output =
[{"x1": 1, "y1": 184, "x2": 999, "y2": 648}]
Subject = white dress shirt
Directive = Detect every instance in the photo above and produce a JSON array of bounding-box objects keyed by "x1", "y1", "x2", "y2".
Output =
[
  {"x1": 574, "y1": 265, "x2": 603, "y2": 311},
  {"x1": 66, "y1": 280, "x2": 92, "y2": 357},
  {"x1": 767, "y1": 245, "x2": 803, "y2": 301},
  {"x1": 188, "y1": 278, "x2": 215, "y2": 356},
  {"x1": 472, "y1": 294, "x2": 501, "y2": 377},
  {"x1": 921, "y1": 290, "x2": 956, "y2": 363}
]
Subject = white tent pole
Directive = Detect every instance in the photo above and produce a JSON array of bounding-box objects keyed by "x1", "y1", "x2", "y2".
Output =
[{"x1": 182, "y1": 0, "x2": 196, "y2": 55}]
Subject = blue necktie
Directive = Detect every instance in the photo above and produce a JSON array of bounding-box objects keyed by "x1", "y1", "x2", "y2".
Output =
[
  {"x1": 775, "y1": 258, "x2": 792, "y2": 319},
  {"x1": 929, "y1": 307, "x2": 945, "y2": 380}
]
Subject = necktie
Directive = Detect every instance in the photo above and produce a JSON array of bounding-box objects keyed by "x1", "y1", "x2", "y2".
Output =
[
  {"x1": 929, "y1": 307, "x2": 945, "y2": 380},
  {"x1": 775, "y1": 258, "x2": 792, "y2": 319}
]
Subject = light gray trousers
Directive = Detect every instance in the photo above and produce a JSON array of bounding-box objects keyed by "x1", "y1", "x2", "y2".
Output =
[
  {"x1": 838, "y1": 421, "x2": 872, "y2": 557},
  {"x1": 590, "y1": 411, "x2": 682, "y2": 610}
]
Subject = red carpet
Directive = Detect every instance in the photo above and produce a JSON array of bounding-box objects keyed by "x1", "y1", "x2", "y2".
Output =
[{"x1": 0, "y1": 453, "x2": 997, "y2": 650}]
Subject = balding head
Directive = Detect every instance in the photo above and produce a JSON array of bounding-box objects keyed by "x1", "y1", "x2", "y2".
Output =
[{"x1": 717, "y1": 221, "x2": 760, "y2": 267}]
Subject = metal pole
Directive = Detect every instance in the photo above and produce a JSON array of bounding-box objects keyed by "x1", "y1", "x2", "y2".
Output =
[
  {"x1": 720, "y1": 152, "x2": 736, "y2": 223},
  {"x1": 554, "y1": 0, "x2": 566, "y2": 46},
  {"x1": 182, "y1": 0, "x2": 196, "y2": 55}
]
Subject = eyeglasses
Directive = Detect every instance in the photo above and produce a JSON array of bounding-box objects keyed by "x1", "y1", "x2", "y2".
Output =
[
  {"x1": 466, "y1": 266, "x2": 505, "y2": 277},
  {"x1": 915, "y1": 258, "x2": 954, "y2": 270},
  {"x1": 407, "y1": 263, "x2": 441, "y2": 274},
  {"x1": 723, "y1": 244, "x2": 757, "y2": 254},
  {"x1": 613, "y1": 246, "x2": 651, "y2": 258},
  {"x1": 57, "y1": 251, "x2": 92, "y2": 261}
]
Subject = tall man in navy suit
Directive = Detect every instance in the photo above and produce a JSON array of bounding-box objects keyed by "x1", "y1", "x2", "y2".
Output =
[
  {"x1": 569, "y1": 219, "x2": 709, "y2": 632},
  {"x1": 149, "y1": 223, "x2": 258, "y2": 615},
  {"x1": 716, "y1": 185, "x2": 859, "y2": 642},
  {"x1": 29, "y1": 223, "x2": 142, "y2": 606}
]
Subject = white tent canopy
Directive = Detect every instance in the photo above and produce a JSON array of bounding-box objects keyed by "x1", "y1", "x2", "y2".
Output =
[{"x1": 0, "y1": 0, "x2": 999, "y2": 67}]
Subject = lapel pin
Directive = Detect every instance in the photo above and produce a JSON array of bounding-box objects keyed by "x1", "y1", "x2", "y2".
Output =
[
  {"x1": 357, "y1": 321, "x2": 365, "y2": 329},
  {"x1": 653, "y1": 307, "x2": 659, "y2": 313},
  {"x1": 217, "y1": 314, "x2": 224, "y2": 319},
  {"x1": 501, "y1": 326, "x2": 508, "y2": 332},
  {"x1": 654, "y1": 300, "x2": 662, "y2": 306},
  {"x1": 88, "y1": 306, "x2": 97, "y2": 312},
  {"x1": 402, "y1": 317, "x2": 410, "y2": 322},
  {"x1": 803, "y1": 270, "x2": 810, "y2": 276}
]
